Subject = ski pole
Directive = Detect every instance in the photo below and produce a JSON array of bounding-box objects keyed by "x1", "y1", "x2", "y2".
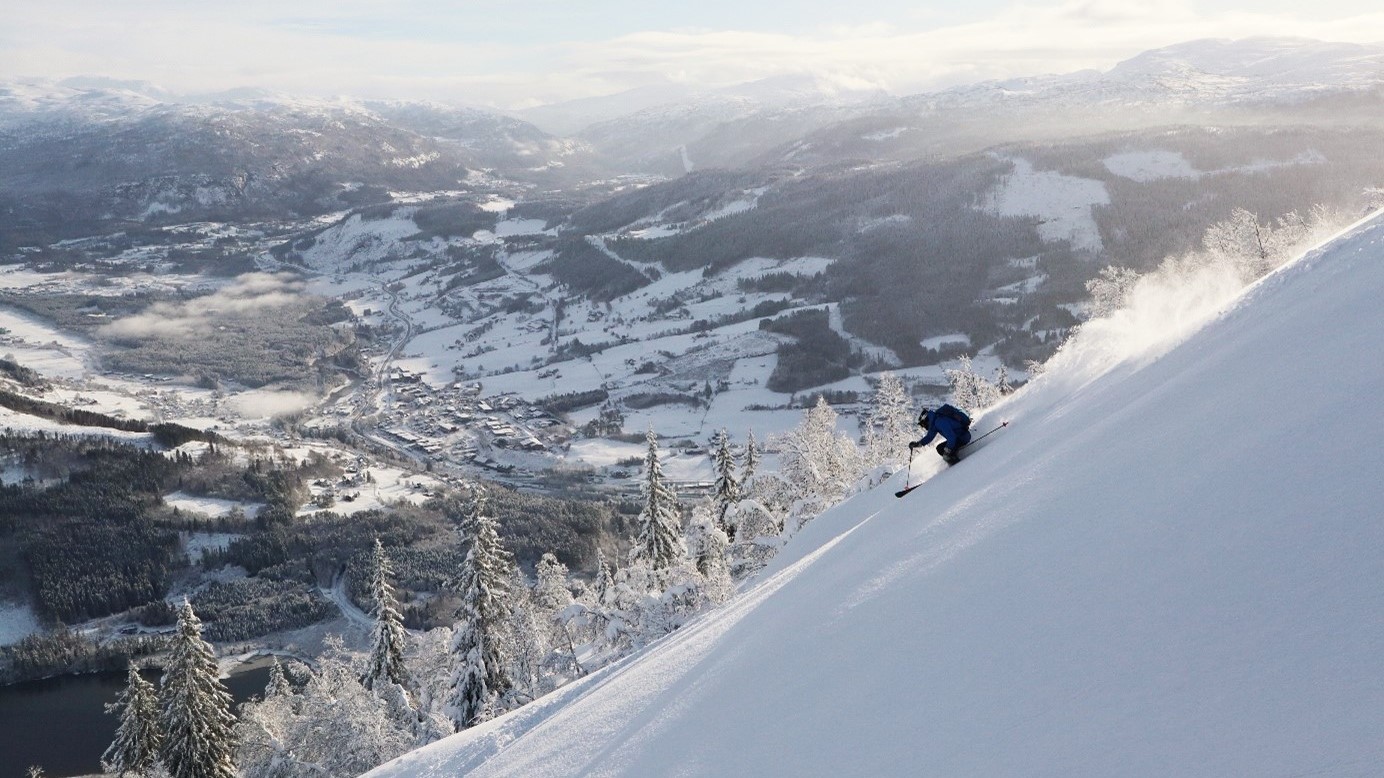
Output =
[
  {"x1": 904, "y1": 445, "x2": 915, "y2": 489},
  {"x1": 963, "y1": 420, "x2": 1009, "y2": 449}
]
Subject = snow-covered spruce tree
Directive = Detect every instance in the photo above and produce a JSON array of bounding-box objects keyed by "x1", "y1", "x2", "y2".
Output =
[
  {"x1": 446, "y1": 488, "x2": 516, "y2": 729},
  {"x1": 233, "y1": 663, "x2": 297, "y2": 778},
  {"x1": 742, "y1": 430, "x2": 760, "y2": 484},
  {"x1": 558, "y1": 550, "x2": 630, "y2": 664},
  {"x1": 774, "y1": 396, "x2": 862, "y2": 524},
  {"x1": 534, "y1": 553, "x2": 574, "y2": 615},
  {"x1": 235, "y1": 640, "x2": 414, "y2": 778},
  {"x1": 593, "y1": 549, "x2": 614, "y2": 607},
  {"x1": 862, "y1": 372, "x2": 915, "y2": 467},
  {"x1": 532, "y1": 552, "x2": 584, "y2": 678},
  {"x1": 630, "y1": 429, "x2": 684, "y2": 577},
  {"x1": 994, "y1": 365, "x2": 1012, "y2": 396},
  {"x1": 946, "y1": 355, "x2": 1002, "y2": 413},
  {"x1": 727, "y1": 495, "x2": 784, "y2": 579},
  {"x1": 159, "y1": 600, "x2": 236, "y2": 778},
  {"x1": 710, "y1": 429, "x2": 741, "y2": 540},
  {"x1": 502, "y1": 568, "x2": 550, "y2": 705},
  {"x1": 401, "y1": 626, "x2": 458, "y2": 741},
  {"x1": 103, "y1": 663, "x2": 163, "y2": 777},
  {"x1": 362, "y1": 538, "x2": 410, "y2": 693},
  {"x1": 685, "y1": 503, "x2": 733, "y2": 603},
  {"x1": 264, "y1": 657, "x2": 292, "y2": 699}
]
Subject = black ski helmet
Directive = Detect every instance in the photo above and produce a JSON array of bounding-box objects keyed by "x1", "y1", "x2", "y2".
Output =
[{"x1": 918, "y1": 409, "x2": 930, "y2": 429}]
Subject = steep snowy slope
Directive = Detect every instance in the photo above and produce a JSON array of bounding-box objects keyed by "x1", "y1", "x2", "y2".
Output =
[{"x1": 369, "y1": 211, "x2": 1384, "y2": 776}]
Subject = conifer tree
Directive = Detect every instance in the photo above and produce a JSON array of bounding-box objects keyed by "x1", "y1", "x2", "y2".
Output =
[
  {"x1": 503, "y1": 568, "x2": 551, "y2": 703},
  {"x1": 534, "y1": 552, "x2": 583, "y2": 677},
  {"x1": 946, "y1": 355, "x2": 1002, "y2": 412},
  {"x1": 630, "y1": 429, "x2": 683, "y2": 575},
  {"x1": 446, "y1": 488, "x2": 515, "y2": 728},
  {"x1": 534, "y1": 552, "x2": 574, "y2": 614},
  {"x1": 362, "y1": 538, "x2": 410, "y2": 692},
  {"x1": 593, "y1": 550, "x2": 614, "y2": 606},
  {"x1": 710, "y1": 429, "x2": 741, "y2": 540},
  {"x1": 264, "y1": 657, "x2": 292, "y2": 699},
  {"x1": 742, "y1": 430, "x2": 760, "y2": 484},
  {"x1": 994, "y1": 365, "x2": 1012, "y2": 395},
  {"x1": 686, "y1": 503, "x2": 732, "y2": 597},
  {"x1": 159, "y1": 600, "x2": 236, "y2": 778},
  {"x1": 103, "y1": 663, "x2": 162, "y2": 777},
  {"x1": 775, "y1": 396, "x2": 863, "y2": 522},
  {"x1": 863, "y1": 372, "x2": 915, "y2": 466}
]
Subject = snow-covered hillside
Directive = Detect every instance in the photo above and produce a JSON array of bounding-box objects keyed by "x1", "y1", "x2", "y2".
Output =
[{"x1": 367, "y1": 211, "x2": 1384, "y2": 776}]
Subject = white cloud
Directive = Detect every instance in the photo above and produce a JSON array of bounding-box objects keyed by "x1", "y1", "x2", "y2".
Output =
[
  {"x1": 98, "y1": 272, "x2": 306, "y2": 341},
  {"x1": 1, "y1": 0, "x2": 1382, "y2": 107},
  {"x1": 225, "y1": 388, "x2": 318, "y2": 419}
]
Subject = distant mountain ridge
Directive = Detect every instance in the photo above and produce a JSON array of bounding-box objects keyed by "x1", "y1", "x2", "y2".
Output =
[
  {"x1": 515, "y1": 37, "x2": 1384, "y2": 174},
  {"x1": 915, "y1": 37, "x2": 1384, "y2": 111},
  {"x1": 0, "y1": 81, "x2": 593, "y2": 247}
]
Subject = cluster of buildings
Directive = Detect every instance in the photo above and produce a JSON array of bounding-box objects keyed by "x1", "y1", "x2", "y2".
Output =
[{"x1": 379, "y1": 368, "x2": 565, "y2": 472}]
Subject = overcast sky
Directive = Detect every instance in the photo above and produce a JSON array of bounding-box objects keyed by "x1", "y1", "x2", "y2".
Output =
[{"x1": 2, "y1": 0, "x2": 1383, "y2": 108}]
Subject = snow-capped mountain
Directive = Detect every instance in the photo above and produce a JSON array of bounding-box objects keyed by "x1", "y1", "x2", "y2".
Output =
[
  {"x1": 364, "y1": 209, "x2": 1384, "y2": 775},
  {"x1": 921, "y1": 36, "x2": 1384, "y2": 110},
  {"x1": 518, "y1": 73, "x2": 887, "y2": 136},
  {"x1": 521, "y1": 37, "x2": 1384, "y2": 174},
  {"x1": 536, "y1": 74, "x2": 890, "y2": 174},
  {"x1": 358, "y1": 100, "x2": 593, "y2": 173},
  {"x1": 0, "y1": 79, "x2": 589, "y2": 243},
  {"x1": 1107, "y1": 36, "x2": 1384, "y2": 98},
  {"x1": 766, "y1": 37, "x2": 1384, "y2": 168}
]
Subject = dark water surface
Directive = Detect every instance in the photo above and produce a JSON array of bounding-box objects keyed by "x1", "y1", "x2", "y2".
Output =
[{"x1": 0, "y1": 664, "x2": 270, "y2": 778}]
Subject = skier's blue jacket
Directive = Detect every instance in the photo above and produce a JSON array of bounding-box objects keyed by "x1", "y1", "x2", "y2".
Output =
[{"x1": 917, "y1": 404, "x2": 972, "y2": 449}]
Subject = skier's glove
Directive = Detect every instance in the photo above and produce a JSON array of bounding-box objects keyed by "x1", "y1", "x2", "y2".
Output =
[{"x1": 908, "y1": 441, "x2": 922, "y2": 450}]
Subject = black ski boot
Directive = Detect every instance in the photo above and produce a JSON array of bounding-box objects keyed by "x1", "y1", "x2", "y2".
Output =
[{"x1": 937, "y1": 442, "x2": 960, "y2": 466}]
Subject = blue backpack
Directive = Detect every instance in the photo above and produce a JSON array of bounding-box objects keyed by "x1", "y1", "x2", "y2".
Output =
[{"x1": 935, "y1": 404, "x2": 971, "y2": 429}]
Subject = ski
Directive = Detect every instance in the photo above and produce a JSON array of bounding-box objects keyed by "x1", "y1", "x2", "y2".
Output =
[{"x1": 895, "y1": 484, "x2": 922, "y2": 498}]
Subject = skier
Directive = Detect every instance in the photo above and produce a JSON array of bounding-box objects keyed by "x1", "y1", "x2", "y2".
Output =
[{"x1": 909, "y1": 404, "x2": 972, "y2": 465}]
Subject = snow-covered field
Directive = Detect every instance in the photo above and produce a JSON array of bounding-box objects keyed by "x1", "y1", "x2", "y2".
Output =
[
  {"x1": 297, "y1": 211, "x2": 432, "y2": 272},
  {"x1": 181, "y1": 531, "x2": 244, "y2": 562},
  {"x1": 984, "y1": 156, "x2": 1109, "y2": 253},
  {"x1": 0, "y1": 304, "x2": 93, "y2": 380},
  {"x1": 1103, "y1": 148, "x2": 1327, "y2": 183},
  {"x1": 0, "y1": 405, "x2": 153, "y2": 444},
  {"x1": 165, "y1": 492, "x2": 264, "y2": 520},
  {"x1": 0, "y1": 600, "x2": 40, "y2": 646},
  {"x1": 367, "y1": 212, "x2": 1384, "y2": 776},
  {"x1": 1103, "y1": 149, "x2": 1202, "y2": 181}
]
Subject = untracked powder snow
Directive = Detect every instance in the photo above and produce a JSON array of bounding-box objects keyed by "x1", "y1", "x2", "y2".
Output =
[{"x1": 366, "y1": 210, "x2": 1384, "y2": 777}]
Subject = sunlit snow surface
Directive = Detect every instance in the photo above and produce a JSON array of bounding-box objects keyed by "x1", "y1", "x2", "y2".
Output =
[
  {"x1": 984, "y1": 157, "x2": 1109, "y2": 253},
  {"x1": 368, "y1": 211, "x2": 1384, "y2": 777}
]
